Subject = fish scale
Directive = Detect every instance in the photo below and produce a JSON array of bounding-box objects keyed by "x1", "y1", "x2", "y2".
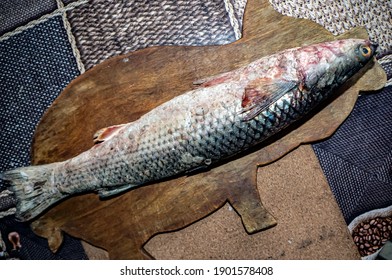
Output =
[
  {"x1": 2, "y1": 39, "x2": 376, "y2": 221},
  {"x1": 12, "y1": 92, "x2": 308, "y2": 191}
]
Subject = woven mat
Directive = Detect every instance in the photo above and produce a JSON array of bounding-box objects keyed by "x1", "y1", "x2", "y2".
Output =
[
  {"x1": 0, "y1": 0, "x2": 391, "y2": 259},
  {"x1": 65, "y1": 0, "x2": 246, "y2": 70},
  {"x1": 270, "y1": 0, "x2": 392, "y2": 58}
]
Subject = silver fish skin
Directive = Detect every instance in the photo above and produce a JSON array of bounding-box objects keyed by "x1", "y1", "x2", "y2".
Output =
[{"x1": 3, "y1": 39, "x2": 376, "y2": 221}]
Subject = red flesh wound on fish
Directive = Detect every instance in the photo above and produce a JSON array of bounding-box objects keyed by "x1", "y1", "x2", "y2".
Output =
[
  {"x1": 241, "y1": 77, "x2": 298, "y2": 120},
  {"x1": 93, "y1": 124, "x2": 126, "y2": 144}
]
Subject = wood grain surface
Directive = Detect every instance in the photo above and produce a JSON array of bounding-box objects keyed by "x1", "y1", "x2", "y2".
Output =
[{"x1": 29, "y1": 0, "x2": 386, "y2": 259}]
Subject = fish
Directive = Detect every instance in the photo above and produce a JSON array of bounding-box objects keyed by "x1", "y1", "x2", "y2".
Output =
[{"x1": 2, "y1": 39, "x2": 376, "y2": 221}]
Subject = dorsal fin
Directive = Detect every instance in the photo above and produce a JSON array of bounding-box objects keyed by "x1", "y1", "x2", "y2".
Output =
[
  {"x1": 93, "y1": 124, "x2": 126, "y2": 144},
  {"x1": 240, "y1": 77, "x2": 298, "y2": 121}
]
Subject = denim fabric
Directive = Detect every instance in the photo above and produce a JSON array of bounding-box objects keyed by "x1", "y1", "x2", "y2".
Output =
[
  {"x1": 0, "y1": 16, "x2": 86, "y2": 259},
  {"x1": 0, "y1": 16, "x2": 79, "y2": 176},
  {"x1": 0, "y1": 0, "x2": 57, "y2": 35},
  {"x1": 0, "y1": 216, "x2": 87, "y2": 260},
  {"x1": 313, "y1": 81, "x2": 392, "y2": 223}
]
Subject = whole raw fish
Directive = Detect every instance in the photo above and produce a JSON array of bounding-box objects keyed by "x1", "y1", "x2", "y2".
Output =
[{"x1": 3, "y1": 39, "x2": 376, "y2": 221}]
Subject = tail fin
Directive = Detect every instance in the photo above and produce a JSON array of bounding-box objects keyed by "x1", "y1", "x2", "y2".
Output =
[{"x1": 2, "y1": 163, "x2": 66, "y2": 221}]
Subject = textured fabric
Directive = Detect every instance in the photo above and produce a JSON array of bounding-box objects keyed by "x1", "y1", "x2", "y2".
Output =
[
  {"x1": 67, "y1": 0, "x2": 242, "y2": 69},
  {"x1": 0, "y1": 16, "x2": 85, "y2": 259},
  {"x1": 227, "y1": 0, "x2": 247, "y2": 32},
  {"x1": 0, "y1": 216, "x2": 87, "y2": 259},
  {"x1": 313, "y1": 83, "x2": 392, "y2": 223},
  {"x1": 0, "y1": 0, "x2": 57, "y2": 35},
  {"x1": 0, "y1": 192, "x2": 16, "y2": 212},
  {"x1": 0, "y1": 17, "x2": 80, "y2": 176},
  {"x1": 269, "y1": 0, "x2": 392, "y2": 58},
  {"x1": 380, "y1": 55, "x2": 392, "y2": 86}
]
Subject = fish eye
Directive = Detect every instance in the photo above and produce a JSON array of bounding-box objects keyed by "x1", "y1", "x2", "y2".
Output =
[{"x1": 360, "y1": 45, "x2": 372, "y2": 57}]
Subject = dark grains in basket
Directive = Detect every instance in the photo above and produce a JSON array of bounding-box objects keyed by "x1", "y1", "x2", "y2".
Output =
[{"x1": 352, "y1": 216, "x2": 392, "y2": 257}]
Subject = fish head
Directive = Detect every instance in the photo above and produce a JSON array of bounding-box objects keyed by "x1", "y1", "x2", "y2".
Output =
[
  {"x1": 299, "y1": 39, "x2": 377, "y2": 91},
  {"x1": 239, "y1": 39, "x2": 377, "y2": 121}
]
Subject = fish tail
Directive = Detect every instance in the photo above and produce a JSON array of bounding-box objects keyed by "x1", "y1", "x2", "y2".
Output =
[{"x1": 2, "y1": 163, "x2": 65, "y2": 221}]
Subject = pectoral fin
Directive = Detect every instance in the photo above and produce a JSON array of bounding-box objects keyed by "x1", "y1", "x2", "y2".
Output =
[
  {"x1": 240, "y1": 78, "x2": 298, "y2": 121},
  {"x1": 93, "y1": 124, "x2": 127, "y2": 144}
]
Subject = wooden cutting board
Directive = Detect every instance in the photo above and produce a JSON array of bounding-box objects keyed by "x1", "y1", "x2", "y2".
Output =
[{"x1": 29, "y1": 0, "x2": 386, "y2": 259}]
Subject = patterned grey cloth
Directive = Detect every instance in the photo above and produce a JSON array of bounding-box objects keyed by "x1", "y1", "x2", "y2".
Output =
[
  {"x1": 0, "y1": 17, "x2": 80, "y2": 172},
  {"x1": 269, "y1": 0, "x2": 392, "y2": 58},
  {"x1": 0, "y1": 14, "x2": 86, "y2": 259},
  {"x1": 0, "y1": 216, "x2": 88, "y2": 259},
  {"x1": 0, "y1": 194, "x2": 15, "y2": 213},
  {"x1": 0, "y1": 0, "x2": 57, "y2": 35},
  {"x1": 67, "y1": 0, "x2": 245, "y2": 69},
  {"x1": 313, "y1": 84, "x2": 392, "y2": 223}
]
